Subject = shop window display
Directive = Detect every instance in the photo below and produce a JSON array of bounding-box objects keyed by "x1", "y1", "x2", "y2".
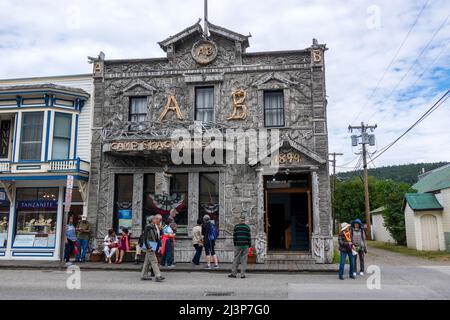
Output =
[
  {"x1": 0, "y1": 190, "x2": 9, "y2": 248},
  {"x1": 114, "y1": 174, "x2": 133, "y2": 234},
  {"x1": 144, "y1": 173, "x2": 188, "y2": 235},
  {"x1": 199, "y1": 173, "x2": 220, "y2": 228},
  {"x1": 13, "y1": 188, "x2": 59, "y2": 248}
]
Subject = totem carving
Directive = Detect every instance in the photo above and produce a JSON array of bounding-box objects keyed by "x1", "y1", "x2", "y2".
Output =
[
  {"x1": 158, "y1": 95, "x2": 184, "y2": 122},
  {"x1": 227, "y1": 90, "x2": 247, "y2": 120}
]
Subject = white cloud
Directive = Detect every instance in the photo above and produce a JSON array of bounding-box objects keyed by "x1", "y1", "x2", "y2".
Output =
[{"x1": 0, "y1": 0, "x2": 449, "y2": 171}]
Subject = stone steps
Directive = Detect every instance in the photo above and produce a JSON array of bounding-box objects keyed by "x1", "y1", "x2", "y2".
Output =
[{"x1": 265, "y1": 252, "x2": 316, "y2": 265}]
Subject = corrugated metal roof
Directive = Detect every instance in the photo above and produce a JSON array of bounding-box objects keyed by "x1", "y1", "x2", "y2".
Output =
[
  {"x1": 370, "y1": 206, "x2": 386, "y2": 215},
  {"x1": 413, "y1": 164, "x2": 450, "y2": 193},
  {"x1": 404, "y1": 193, "x2": 443, "y2": 211}
]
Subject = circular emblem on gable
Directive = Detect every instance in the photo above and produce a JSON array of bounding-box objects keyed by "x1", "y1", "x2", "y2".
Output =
[{"x1": 191, "y1": 39, "x2": 218, "y2": 65}]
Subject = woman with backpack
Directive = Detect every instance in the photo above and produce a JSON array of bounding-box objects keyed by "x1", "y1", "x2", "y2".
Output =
[{"x1": 201, "y1": 215, "x2": 219, "y2": 270}]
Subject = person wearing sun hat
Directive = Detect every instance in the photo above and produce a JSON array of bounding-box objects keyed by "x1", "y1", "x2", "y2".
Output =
[{"x1": 338, "y1": 222, "x2": 355, "y2": 280}]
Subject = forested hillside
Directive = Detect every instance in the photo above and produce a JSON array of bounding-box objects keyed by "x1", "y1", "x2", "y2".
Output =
[{"x1": 336, "y1": 162, "x2": 448, "y2": 185}]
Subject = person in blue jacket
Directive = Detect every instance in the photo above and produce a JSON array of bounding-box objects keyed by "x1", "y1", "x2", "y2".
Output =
[{"x1": 351, "y1": 218, "x2": 368, "y2": 276}]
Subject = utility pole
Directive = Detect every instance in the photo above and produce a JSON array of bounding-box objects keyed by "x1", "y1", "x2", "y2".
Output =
[
  {"x1": 329, "y1": 152, "x2": 343, "y2": 235},
  {"x1": 348, "y1": 122, "x2": 377, "y2": 240}
]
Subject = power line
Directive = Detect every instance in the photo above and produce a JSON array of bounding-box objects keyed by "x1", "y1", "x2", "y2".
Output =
[
  {"x1": 373, "y1": 40, "x2": 450, "y2": 124},
  {"x1": 367, "y1": 11, "x2": 450, "y2": 120},
  {"x1": 352, "y1": 0, "x2": 430, "y2": 123},
  {"x1": 369, "y1": 90, "x2": 450, "y2": 164}
]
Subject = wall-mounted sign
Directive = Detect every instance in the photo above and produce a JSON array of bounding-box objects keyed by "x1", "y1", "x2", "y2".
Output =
[
  {"x1": 110, "y1": 139, "x2": 208, "y2": 152},
  {"x1": 227, "y1": 90, "x2": 248, "y2": 121},
  {"x1": 17, "y1": 200, "x2": 58, "y2": 209},
  {"x1": 158, "y1": 95, "x2": 184, "y2": 122},
  {"x1": 13, "y1": 234, "x2": 36, "y2": 247},
  {"x1": 191, "y1": 39, "x2": 218, "y2": 65},
  {"x1": 312, "y1": 50, "x2": 322, "y2": 63},
  {"x1": 65, "y1": 175, "x2": 74, "y2": 213},
  {"x1": 276, "y1": 151, "x2": 301, "y2": 165}
]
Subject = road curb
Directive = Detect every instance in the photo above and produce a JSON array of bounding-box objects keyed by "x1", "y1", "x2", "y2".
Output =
[{"x1": 0, "y1": 264, "x2": 339, "y2": 274}]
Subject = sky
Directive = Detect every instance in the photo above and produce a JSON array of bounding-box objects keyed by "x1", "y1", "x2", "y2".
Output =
[{"x1": 0, "y1": 0, "x2": 449, "y2": 172}]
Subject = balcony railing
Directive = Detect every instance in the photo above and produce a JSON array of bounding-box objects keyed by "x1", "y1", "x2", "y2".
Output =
[{"x1": 0, "y1": 158, "x2": 90, "y2": 174}]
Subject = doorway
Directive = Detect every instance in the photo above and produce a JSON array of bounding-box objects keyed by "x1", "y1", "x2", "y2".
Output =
[{"x1": 264, "y1": 174, "x2": 312, "y2": 252}]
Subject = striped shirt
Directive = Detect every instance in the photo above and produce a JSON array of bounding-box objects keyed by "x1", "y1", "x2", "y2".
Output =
[{"x1": 233, "y1": 223, "x2": 251, "y2": 248}]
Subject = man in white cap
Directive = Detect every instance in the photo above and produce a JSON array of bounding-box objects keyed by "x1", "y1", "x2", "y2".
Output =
[
  {"x1": 338, "y1": 222, "x2": 355, "y2": 280},
  {"x1": 75, "y1": 214, "x2": 90, "y2": 262}
]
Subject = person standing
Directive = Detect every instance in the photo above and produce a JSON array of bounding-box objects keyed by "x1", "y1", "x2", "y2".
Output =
[
  {"x1": 64, "y1": 215, "x2": 77, "y2": 264},
  {"x1": 141, "y1": 215, "x2": 164, "y2": 282},
  {"x1": 75, "y1": 215, "x2": 90, "y2": 263},
  {"x1": 202, "y1": 215, "x2": 219, "y2": 270},
  {"x1": 160, "y1": 217, "x2": 175, "y2": 268},
  {"x1": 338, "y1": 222, "x2": 355, "y2": 280},
  {"x1": 103, "y1": 229, "x2": 119, "y2": 264},
  {"x1": 191, "y1": 218, "x2": 203, "y2": 265},
  {"x1": 229, "y1": 214, "x2": 251, "y2": 279},
  {"x1": 351, "y1": 219, "x2": 367, "y2": 276}
]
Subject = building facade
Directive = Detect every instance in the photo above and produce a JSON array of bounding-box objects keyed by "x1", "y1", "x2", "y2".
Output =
[
  {"x1": 403, "y1": 164, "x2": 450, "y2": 252},
  {"x1": 88, "y1": 21, "x2": 333, "y2": 264},
  {"x1": 0, "y1": 75, "x2": 93, "y2": 260}
]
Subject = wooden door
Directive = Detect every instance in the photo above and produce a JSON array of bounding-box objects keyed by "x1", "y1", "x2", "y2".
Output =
[{"x1": 421, "y1": 215, "x2": 439, "y2": 251}]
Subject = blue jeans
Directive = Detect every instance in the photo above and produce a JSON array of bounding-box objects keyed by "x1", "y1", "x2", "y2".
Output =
[
  {"x1": 192, "y1": 244, "x2": 203, "y2": 265},
  {"x1": 161, "y1": 239, "x2": 173, "y2": 266},
  {"x1": 76, "y1": 239, "x2": 89, "y2": 262},
  {"x1": 338, "y1": 251, "x2": 355, "y2": 278},
  {"x1": 64, "y1": 240, "x2": 75, "y2": 263}
]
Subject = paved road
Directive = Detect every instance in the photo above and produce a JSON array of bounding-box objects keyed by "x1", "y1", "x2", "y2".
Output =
[{"x1": 1, "y1": 247, "x2": 449, "y2": 300}]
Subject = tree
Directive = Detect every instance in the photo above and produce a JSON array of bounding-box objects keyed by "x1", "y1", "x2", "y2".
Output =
[
  {"x1": 375, "y1": 180, "x2": 415, "y2": 245},
  {"x1": 334, "y1": 176, "x2": 414, "y2": 244}
]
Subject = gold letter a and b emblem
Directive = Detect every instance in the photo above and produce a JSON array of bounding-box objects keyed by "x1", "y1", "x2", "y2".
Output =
[{"x1": 158, "y1": 95, "x2": 185, "y2": 122}]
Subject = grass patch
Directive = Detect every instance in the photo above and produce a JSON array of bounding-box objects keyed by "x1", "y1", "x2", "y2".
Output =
[
  {"x1": 367, "y1": 241, "x2": 450, "y2": 261},
  {"x1": 332, "y1": 249, "x2": 350, "y2": 264}
]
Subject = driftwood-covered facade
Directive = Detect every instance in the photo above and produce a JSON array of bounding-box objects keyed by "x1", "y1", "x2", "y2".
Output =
[{"x1": 87, "y1": 21, "x2": 333, "y2": 264}]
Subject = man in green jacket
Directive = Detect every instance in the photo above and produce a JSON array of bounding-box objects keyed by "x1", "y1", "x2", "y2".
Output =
[
  {"x1": 141, "y1": 215, "x2": 164, "y2": 282},
  {"x1": 229, "y1": 213, "x2": 251, "y2": 279}
]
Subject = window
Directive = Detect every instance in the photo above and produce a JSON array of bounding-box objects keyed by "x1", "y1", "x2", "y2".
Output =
[
  {"x1": 199, "y1": 173, "x2": 220, "y2": 228},
  {"x1": 19, "y1": 112, "x2": 44, "y2": 161},
  {"x1": 52, "y1": 113, "x2": 72, "y2": 159},
  {"x1": 114, "y1": 175, "x2": 133, "y2": 233},
  {"x1": 264, "y1": 90, "x2": 285, "y2": 127},
  {"x1": 169, "y1": 174, "x2": 188, "y2": 235},
  {"x1": 0, "y1": 189, "x2": 10, "y2": 248},
  {"x1": 0, "y1": 120, "x2": 11, "y2": 158},
  {"x1": 195, "y1": 87, "x2": 214, "y2": 123},
  {"x1": 142, "y1": 174, "x2": 156, "y2": 228},
  {"x1": 13, "y1": 188, "x2": 58, "y2": 248},
  {"x1": 129, "y1": 97, "x2": 147, "y2": 122}
]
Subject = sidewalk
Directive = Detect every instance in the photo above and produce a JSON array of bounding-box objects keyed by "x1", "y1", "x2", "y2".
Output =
[{"x1": 0, "y1": 260, "x2": 338, "y2": 273}]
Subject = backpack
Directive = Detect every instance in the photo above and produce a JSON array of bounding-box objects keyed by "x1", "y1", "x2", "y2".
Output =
[{"x1": 208, "y1": 222, "x2": 219, "y2": 241}]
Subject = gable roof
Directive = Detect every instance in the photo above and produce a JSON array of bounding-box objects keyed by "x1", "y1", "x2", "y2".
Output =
[
  {"x1": 413, "y1": 164, "x2": 450, "y2": 193},
  {"x1": 158, "y1": 20, "x2": 251, "y2": 52},
  {"x1": 207, "y1": 21, "x2": 250, "y2": 49},
  {"x1": 370, "y1": 206, "x2": 386, "y2": 215},
  {"x1": 403, "y1": 193, "x2": 443, "y2": 212},
  {"x1": 158, "y1": 20, "x2": 203, "y2": 51}
]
